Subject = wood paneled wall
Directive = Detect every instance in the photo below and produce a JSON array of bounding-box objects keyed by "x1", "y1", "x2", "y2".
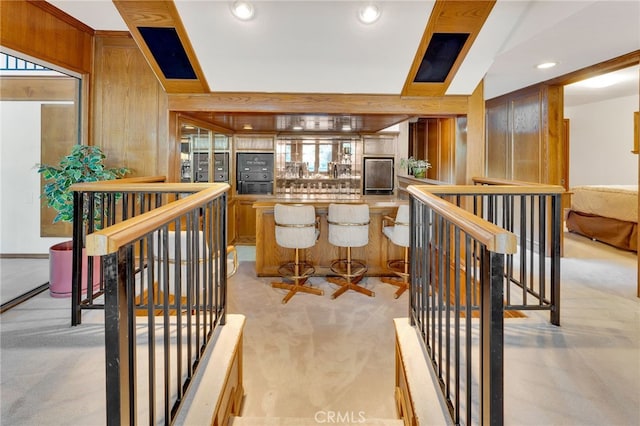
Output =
[
  {"x1": 40, "y1": 104, "x2": 77, "y2": 237},
  {"x1": 0, "y1": 0, "x2": 93, "y2": 75},
  {"x1": 409, "y1": 117, "x2": 456, "y2": 183},
  {"x1": 91, "y1": 34, "x2": 168, "y2": 177},
  {"x1": 485, "y1": 84, "x2": 564, "y2": 186}
]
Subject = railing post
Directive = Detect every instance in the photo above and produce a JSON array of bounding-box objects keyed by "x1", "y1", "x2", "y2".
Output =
[
  {"x1": 104, "y1": 248, "x2": 134, "y2": 426},
  {"x1": 481, "y1": 250, "x2": 504, "y2": 426},
  {"x1": 71, "y1": 190, "x2": 83, "y2": 326},
  {"x1": 550, "y1": 194, "x2": 562, "y2": 326}
]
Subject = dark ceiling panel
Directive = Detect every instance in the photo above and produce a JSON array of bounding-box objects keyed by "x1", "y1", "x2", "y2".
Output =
[
  {"x1": 414, "y1": 33, "x2": 469, "y2": 83},
  {"x1": 138, "y1": 26, "x2": 197, "y2": 80}
]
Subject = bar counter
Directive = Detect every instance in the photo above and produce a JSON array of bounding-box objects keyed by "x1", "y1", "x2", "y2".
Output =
[{"x1": 253, "y1": 195, "x2": 406, "y2": 277}]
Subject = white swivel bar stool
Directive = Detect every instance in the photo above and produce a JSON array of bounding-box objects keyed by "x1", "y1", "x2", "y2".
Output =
[
  {"x1": 326, "y1": 203, "x2": 374, "y2": 299},
  {"x1": 381, "y1": 204, "x2": 410, "y2": 298},
  {"x1": 271, "y1": 204, "x2": 324, "y2": 304}
]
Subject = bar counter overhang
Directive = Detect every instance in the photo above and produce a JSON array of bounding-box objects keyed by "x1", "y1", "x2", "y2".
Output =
[{"x1": 253, "y1": 195, "x2": 406, "y2": 277}]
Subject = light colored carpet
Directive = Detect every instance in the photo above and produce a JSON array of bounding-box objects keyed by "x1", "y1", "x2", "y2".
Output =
[
  {"x1": 228, "y1": 263, "x2": 407, "y2": 420},
  {"x1": 0, "y1": 233, "x2": 638, "y2": 425}
]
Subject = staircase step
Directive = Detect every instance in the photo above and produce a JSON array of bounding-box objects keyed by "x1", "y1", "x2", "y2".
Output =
[{"x1": 229, "y1": 416, "x2": 404, "y2": 425}]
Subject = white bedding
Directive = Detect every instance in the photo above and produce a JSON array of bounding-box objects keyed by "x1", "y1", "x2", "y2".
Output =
[{"x1": 570, "y1": 185, "x2": 638, "y2": 223}]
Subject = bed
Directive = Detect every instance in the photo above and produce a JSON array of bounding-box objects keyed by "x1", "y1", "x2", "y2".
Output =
[{"x1": 566, "y1": 185, "x2": 638, "y2": 252}]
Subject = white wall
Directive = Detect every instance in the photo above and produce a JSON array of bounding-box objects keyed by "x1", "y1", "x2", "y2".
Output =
[
  {"x1": 0, "y1": 101, "x2": 69, "y2": 254},
  {"x1": 565, "y1": 95, "x2": 638, "y2": 186}
]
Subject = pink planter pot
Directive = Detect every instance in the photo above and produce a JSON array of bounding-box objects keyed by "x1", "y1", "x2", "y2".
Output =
[{"x1": 49, "y1": 241, "x2": 101, "y2": 298}]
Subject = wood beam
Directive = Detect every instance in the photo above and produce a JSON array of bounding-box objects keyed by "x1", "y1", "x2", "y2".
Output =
[
  {"x1": 402, "y1": 0, "x2": 495, "y2": 97},
  {"x1": 168, "y1": 92, "x2": 469, "y2": 116},
  {"x1": 112, "y1": 0, "x2": 209, "y2": 93}
]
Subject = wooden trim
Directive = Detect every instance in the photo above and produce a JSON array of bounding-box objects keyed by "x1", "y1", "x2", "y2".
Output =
[
  {"x1": 401, "y1": 0, "x2": 496, "y2": 96},
  {"x1": 168, "y1": 92, "x2": 469, "y2": 115},
  {"x1": 112, "y1": 0, "x2": 209, "y2": 93},
  {"x1": 472, "y1": 177, "x2": 565, "y2": 190},
  {"x1": 71, "y1": 181, "x2": 216, "y2": 192},
  {"x1": 177, "y1": 113, "x2": 234, "y2": 135},
  {"x1": 97, "y1": 176, "x2": 167, "y2": 184},
  {"x1": 0, "y1": 77, "x2": 78, "y2": 101},
  {"x1": 545, "y1": 50, "x2": 640, "y2": 87},
  {"x1": 407, "y1": 186, "x2": 517, "y2": 254},
  {"x1": 94, "y1": 30, "x2": 132, "y2": 38},
  {"x1": 419, "y1": 183, "x2": 565, "y2": 195},
  {"x1": 633, "y1": 111, "x2": 639, "y2": 154}
]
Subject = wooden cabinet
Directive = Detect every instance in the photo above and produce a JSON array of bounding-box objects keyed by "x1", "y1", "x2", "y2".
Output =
[
  {"x1": 236, "y1": 198, "x2": 258, "y2": 244},
  {"x1": 409, "y1": 117, "x2": 456, "y2": 183},
  {"x1": 485, "y1": 85, "x2": 564, "y2": 186}
]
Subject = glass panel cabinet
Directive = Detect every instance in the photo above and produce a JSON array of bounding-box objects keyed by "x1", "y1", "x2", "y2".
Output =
[
  {"x1": 180, "y1": 122, "x2": 230, "y2": 183},
  {"x1": 275, "y1": 136, "x2": 362, "y2": 196}
]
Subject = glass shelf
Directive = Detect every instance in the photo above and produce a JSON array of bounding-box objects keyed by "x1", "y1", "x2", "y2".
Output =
[{"x1": 275, "y1": 135, "x2": 362, "y2": 196}]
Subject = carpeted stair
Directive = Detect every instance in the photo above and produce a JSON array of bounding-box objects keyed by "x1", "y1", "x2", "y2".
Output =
[{"x1": 229, "y1": 416, "x2": 404, "y2": 425}]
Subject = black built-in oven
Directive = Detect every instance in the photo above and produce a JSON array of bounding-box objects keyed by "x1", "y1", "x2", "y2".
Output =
[{"x1": 236, "y1": 152, "x2": 274, "y2": 194}]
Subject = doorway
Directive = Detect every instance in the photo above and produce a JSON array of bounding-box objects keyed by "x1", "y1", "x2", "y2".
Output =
[{"x1": 0, "y1": 51, "x2": 82, "y2": 304}]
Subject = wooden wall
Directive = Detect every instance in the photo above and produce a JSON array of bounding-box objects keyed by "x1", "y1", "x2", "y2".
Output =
[
  {"x1": 0, "y1": 0, "x2": 93, "y2": 75},
  {"x1": 41, "y1": 104, "x2": 77, "y2": 237},
  {"x1": 91, "y1": 34, "x2": 169, "y2": 177},
  {"x1": 485, "y1": 85, "x2": 565, "y2": 186}
]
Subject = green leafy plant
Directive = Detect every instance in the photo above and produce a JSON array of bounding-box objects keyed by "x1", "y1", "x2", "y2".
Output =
[
  {"x1": 37, "y1": 145, "x2": 130, "y2": 224},
  {"x1": 399, "y1": 156, "x2": 431, "y2": 178}
]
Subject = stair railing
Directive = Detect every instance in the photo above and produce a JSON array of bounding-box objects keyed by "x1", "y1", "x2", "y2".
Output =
[
  {"x1": 70, "y1": 178, "x2": 221, "y2": 325},
  {"x1": 408, "y1": 185, "x2": 517, "y2": 425},
  {"x1": 85, "y1": 184, "x2": 229, "y2": 425},
  {"x1": 420, "y1": 181, "x2": 564, "y2": 325}
]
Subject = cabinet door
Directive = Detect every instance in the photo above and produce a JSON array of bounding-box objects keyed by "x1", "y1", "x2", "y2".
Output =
[{"x1": 236, "y1": 199, "x2": 257, "y2": 244}]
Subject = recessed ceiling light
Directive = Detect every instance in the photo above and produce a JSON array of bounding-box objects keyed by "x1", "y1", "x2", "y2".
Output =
[
  {"x1": 536, "y1": 62, "x2": 557, "y2": 70},
  {"x1": 231, "y1": 1, "x2": 254, "y2": 21},
  {"x1": 358, "y1": 3, "x2": 381, "y2": 24},
  {"x1": 242, "y1": 123, "x2": 253, "y2": 130}
]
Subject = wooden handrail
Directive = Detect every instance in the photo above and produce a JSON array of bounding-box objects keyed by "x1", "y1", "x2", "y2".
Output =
[
  {"x1": 86, "y1": 184, "x2": 229, "y2": 255},
  {"x1": 472, "y1": 176, "x2": 562, "y2": 188},
  {"x1": 408, "y1": 186, "x2": 517, "y2": 254},
  {"x1": 99, "y1": 176, "x2": 166, "y2": 184},
  {"x1": 71, "y1": 181, "x2": 216, "y2": 193},
  {"x1": 414, "y1": 184, "x2": 565, "y2": 195}
]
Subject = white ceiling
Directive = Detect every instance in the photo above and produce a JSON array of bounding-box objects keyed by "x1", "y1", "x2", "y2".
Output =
[{"x1": 48, "y1": 0, "x2": 639, "y2": 104}]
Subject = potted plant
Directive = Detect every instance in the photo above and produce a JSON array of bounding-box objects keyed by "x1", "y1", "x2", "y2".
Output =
[
  {"x1": 38, "y1": 144, "x2": 130, "y2": 297},
  {"x1": 400, "y1": 157, "x2": 432, "y2": 179}
]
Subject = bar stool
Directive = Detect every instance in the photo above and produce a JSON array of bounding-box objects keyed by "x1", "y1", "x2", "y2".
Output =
[
  {"x1": 141, "y1": 230, "x2": 238, "y2": 315},
  {"x1": 326, "y1": 203, "x2": 374, "y2": 299},
  {"x1": 271, "y1": 204, "x2": 324, "y2": 304},
  {"x1": 381, "y1": 204, "x2": 410, "y2": 298}
]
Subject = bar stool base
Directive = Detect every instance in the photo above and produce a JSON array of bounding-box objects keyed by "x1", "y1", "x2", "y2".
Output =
[
  {"x1": 382, "y1": 247, "x2": 410, "y2": 298},
  {"x1": 272, "y1": 261, "x2": 323, "y2": 304},
  {"x1": 327, "y1": 258, "x2": 374, "y2": 299}
]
